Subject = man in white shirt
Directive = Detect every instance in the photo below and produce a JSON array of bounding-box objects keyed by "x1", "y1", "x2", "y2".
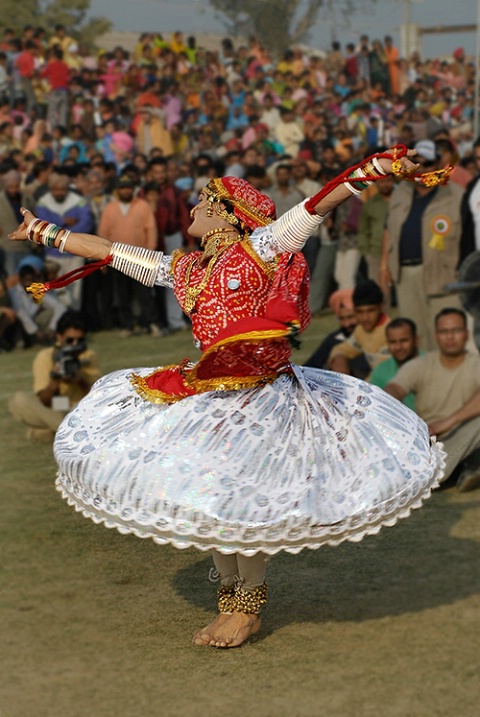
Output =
[{"x1": 460, "y1": 137, "x2": 480, "y2": 259}]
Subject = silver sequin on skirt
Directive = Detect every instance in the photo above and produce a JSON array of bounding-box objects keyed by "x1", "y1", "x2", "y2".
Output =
[{"x1": 54, "y1": 365, "x2": 445, "y2": 556}]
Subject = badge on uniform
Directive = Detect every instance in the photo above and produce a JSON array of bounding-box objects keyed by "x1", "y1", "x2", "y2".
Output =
[{"x1": 428, "y1": 215, "x2": 451, "y2": 251}]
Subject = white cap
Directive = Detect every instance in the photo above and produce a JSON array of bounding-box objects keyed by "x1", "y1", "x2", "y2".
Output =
[{"x1": 414, "y1": 139, "x2": 436, "y2": 162}]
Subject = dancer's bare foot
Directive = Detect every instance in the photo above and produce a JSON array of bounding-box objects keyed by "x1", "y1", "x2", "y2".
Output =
[
  {"x1": 193, "y1": 613, "x2": 232, "y2": 646},
  {"x1": 208, "y1": 610, "x2": 261, "y2": 648}
]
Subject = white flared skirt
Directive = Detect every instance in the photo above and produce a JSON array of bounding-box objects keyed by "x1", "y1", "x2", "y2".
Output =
[{"x1": 54, "y1": 365, "x2": 445, "y2": 556}]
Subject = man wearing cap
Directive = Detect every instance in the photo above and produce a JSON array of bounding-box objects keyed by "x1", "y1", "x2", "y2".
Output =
[{"x1": 380, "y1": 139, "x2": 463, "y2": 350}]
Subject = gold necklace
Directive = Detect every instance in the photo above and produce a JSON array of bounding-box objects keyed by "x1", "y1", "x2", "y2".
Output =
[{"x1": 184, "y1": 228, "x2": 241, "y2": 313}]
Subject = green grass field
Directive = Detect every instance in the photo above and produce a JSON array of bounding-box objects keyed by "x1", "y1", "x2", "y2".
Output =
[{"x1": 1, "y1": 317, "x2": 479, "y2": 717}]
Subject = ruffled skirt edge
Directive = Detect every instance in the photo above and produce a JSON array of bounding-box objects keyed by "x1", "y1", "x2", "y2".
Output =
[{"x1": 55, "y1": 439, "x2": 445, "y2": 557}]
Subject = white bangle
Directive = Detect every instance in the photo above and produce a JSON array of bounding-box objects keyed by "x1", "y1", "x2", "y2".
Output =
[
  {"x1": 372, "y1": 157, "x2": 387, "y2": 175},
  {"x1": 344, "y1": 181, "x2": 362, "y2": 195},
  {"x1": 271, "y1": 200, "x2": 323, "y2": 253},
  {"x1": 58, "y1": 230, "x2": 71, "y2": 253},
  {"x1": 26, "y1": 218, "x2": 41, "y2": 241}
]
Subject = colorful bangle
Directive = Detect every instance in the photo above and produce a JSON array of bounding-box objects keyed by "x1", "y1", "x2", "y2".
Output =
[
  {"x1": 31, "y1": 220, "x2": 49, "y2": 244},
  {"x1": 26, "y1": 218, "x2": 43, "y2": 241},
  {"x1": 44, "y1": 224, "x2": 64, "y2": 248}
]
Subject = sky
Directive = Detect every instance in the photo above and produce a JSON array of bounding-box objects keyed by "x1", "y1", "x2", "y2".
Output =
[{"x1": 89, "y1": 0, "x2": 478, "y2": 59}]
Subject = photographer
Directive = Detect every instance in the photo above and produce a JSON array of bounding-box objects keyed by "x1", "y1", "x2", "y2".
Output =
[{"x1": 9, "y1": 311, "x2": 100, "y2": 442}]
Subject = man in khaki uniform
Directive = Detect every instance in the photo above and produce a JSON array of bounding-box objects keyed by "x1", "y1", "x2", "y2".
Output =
[
  {"x1": 385, "y1": 308, "x2": 480, "y2": 492},
  {"x1": 9, "y1": 311, "x2": 100, "y2": 442},
  {"x1": 380, "y1": 140, "x2": 463, "y2": 350}
]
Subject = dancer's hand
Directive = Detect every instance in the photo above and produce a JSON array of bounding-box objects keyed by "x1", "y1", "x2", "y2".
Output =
[
  {"x1": 8, "y1": 207, "x2": 36, "y2": 242},
  {"x1": 378, "y1": 149, "x2": 420, "y2": 176}
]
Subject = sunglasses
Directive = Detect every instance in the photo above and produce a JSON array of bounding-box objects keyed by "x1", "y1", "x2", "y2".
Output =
[{"x1": 64, "y1": 336, "x2": 83, "y2": 345}]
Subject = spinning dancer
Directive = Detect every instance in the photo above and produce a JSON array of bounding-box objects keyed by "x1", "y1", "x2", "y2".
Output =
[{"x1": 9, "y1": 147, "x2": 446, "y2": 648}]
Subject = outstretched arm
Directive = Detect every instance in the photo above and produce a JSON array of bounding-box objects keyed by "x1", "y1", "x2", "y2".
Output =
[
  {"x1": 269, "y1": 149, "x2": 419, "y2": 254},
  {"x1": 9, "y1": 209, "x2": 113, "y2": 261},
  {"x1": 9, "y1": 210, "x2": 167, "y2": 290}
]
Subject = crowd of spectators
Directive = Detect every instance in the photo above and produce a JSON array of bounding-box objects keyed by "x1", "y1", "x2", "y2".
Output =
[
  {"x1": 3, "y1": 24, "x2": 480, "y2": 488},
  {"x1": 0, "y1": 27, "x2": 479, "y2": 339}
]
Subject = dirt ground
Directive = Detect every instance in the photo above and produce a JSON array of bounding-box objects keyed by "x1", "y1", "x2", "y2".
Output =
[{"x1": 1, "y1": 318, "x2": 479, "y2": 717}]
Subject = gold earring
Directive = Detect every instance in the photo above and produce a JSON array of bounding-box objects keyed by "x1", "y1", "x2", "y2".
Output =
[{"x1": 206, "y1": 201, "x2": 214, "y2": 217}]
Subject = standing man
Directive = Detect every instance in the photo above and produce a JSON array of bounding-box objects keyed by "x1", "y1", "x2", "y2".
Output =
[
  {"x1": 266, "y1": 164, "x2": 304, "y2": 218},
  {"x1": 98, "y1": 175, "x2": 160, "y2": 337},
  {"x1": 380, "y1": 140, "x2": 463, "y2": 350},
  {"x1": 459, "y1": 136, "x2": 480, "y2": 263},
  {"x1": 144, "y1": 157, "x2": 192, "y2": 332},
  {"x1": 358, "y1": 173, "x2": 394, "y2": 285},
  {"x1": 0, "y1": 170, "x2": 32, "y2": 276},
  {"x1": 385, "y1": 308, "x2": 480, "y2": 492},
  {"x1": 15, "y1": 40, "x2": 37, "y2": 113},
  {"x1": 41, "y1": 48, "x2": 69, "y2": 129}
]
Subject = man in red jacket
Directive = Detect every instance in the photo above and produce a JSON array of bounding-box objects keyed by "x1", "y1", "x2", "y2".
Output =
[
  {"x1": 15, "y1": 40, "x2": 37, "y2": 113},
  {"x1": 41, "y1": 47, "x2": 69, "y2": 129}
]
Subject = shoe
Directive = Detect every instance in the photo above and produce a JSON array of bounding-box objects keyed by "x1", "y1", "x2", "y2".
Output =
[
  {"x1": 132, "y1": 325, "x2": 148, "y2": 336},
  {"x1": 168, "y1": 323, "x2": 190, "y2": 334},
  {"x1": 456, "y1": 469, "x2": 480, "y2": 493},
  {"x1": 149, "y1": 323, "x2": 166, "y2": 337},
  {"x1": 26, "y1": 427, "x2": 55, "y2": 444}
]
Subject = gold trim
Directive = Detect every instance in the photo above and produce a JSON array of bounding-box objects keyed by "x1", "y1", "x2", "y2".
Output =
[
  {"x1": 185, "y1": 328, "x2": 291, "y2": 389},
  {"x1": 170, "y1": 248, "x2": 185, "y2": 273},
  {"x1": 183, "y1": 231, "x2": 242, "y2": 313},
  {"x1": 130, "y1": 328, "x2": 293, "y2": 404},
  {"x1": 186, "y1": 372, "x2": 279, "y2": 393},
  {"x1": 130, "y1": 370, "x2": 192, "y2": 405}
]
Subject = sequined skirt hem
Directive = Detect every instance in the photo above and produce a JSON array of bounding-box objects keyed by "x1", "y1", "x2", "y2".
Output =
[{"x1": 55, "y1": 440, "x2": 444, "y2": 556}]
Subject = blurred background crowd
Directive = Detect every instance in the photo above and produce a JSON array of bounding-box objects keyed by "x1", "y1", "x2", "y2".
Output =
[{"x1": 0, "y1": 25, "x2": 478, "y2": 349}]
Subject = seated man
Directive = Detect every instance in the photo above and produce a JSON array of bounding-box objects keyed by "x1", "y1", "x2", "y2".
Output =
[
  {"x1": 369, "y1": 317, "x2": 420, "y2": 411},
  {"x1": 328, "y1": 279, "x2": 390, "y2": 378},
  {"x1": 385, "y1": 308, "x2": 480, "y2": 492},
  {"x1": 304, "y1": 288, "x2": 369, "y2": 376},
  {"x1": 8, "y1": 260, "x2": 66, "y2": 347},
  {"x1": 9, "y1": 311, "x2": 100, "y2": 442}
]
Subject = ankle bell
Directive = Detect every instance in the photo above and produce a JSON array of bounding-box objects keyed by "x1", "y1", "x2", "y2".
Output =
[{"x1": 233, "y1": 581, "x2": 268, "y2": 615}]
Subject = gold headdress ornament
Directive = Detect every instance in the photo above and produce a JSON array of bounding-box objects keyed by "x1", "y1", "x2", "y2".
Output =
[{"x1": 202, "y1": 177, "x2": 276, "y2": 231}]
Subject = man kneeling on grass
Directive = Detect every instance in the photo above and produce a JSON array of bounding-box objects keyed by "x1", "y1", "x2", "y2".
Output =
[
  {"x1": 385, "y1": 308, "x2": 480, "y2": 492},
  {"x1": 328, "y1": 279, "x2": 390, "y2": 379},
  {"x1": 369, "y1": 317, "x2": 420, "y2": 411},
  {"x1": 9, "y1": 311, "x2": 100, "y2": 443}
]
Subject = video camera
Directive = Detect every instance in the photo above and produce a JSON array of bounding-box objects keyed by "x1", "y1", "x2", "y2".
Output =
[{"x1": 51, "y1": 338, "x2": 87, "y2": 380}]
